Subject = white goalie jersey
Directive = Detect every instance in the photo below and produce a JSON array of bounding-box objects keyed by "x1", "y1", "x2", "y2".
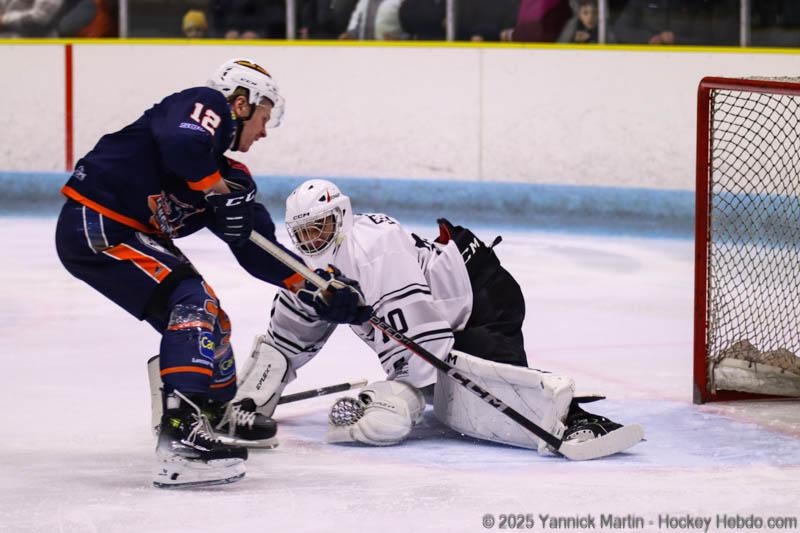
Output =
[{"x1": 267, "y1": 213, "x2": 473, "y2": 387}]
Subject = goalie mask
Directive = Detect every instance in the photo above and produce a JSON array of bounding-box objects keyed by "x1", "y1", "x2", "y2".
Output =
[
  {"x1": 207, "y1": 58, "x2": 285, "y2": 149},
  {"x1": 285, "y1": 179, "x2": 353, "y2": 257}
]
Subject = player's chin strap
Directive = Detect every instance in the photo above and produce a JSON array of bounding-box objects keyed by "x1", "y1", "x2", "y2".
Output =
[
  {"x1": 229, "y1": 102, "x2": 257, "y2": 152},
  {"x1": 247, "y1": 230, "x2": 639, "y2": 460}
]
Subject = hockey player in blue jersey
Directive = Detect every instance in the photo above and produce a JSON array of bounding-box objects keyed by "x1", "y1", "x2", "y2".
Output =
[{"x1": 55, "y1": 58, "x2": 371, "y2": 488}]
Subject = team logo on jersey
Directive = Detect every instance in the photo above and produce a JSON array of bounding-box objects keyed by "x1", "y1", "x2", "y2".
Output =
[
  {"x1": 72, "y1": 165, "x2": 87, "y2": 181},
  {"x1": 147, "y1": 192, "x2": 205, "y2": 237}
]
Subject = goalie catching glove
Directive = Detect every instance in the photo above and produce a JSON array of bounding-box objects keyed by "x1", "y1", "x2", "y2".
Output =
[
  {"x1": 327, "y1": 381, "x2": 425, "y2": 446},
  {"x1": 297, "y1": 266, "x2": 373, "y2": 325}
]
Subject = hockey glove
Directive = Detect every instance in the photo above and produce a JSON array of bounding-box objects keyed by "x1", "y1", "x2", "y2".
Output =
[
  {"x1": 205, "y1": 182, "x2": 256, "y2": 247},
  {"x1": 297, "y1": 266, "x2": 373, "y2": 325}
]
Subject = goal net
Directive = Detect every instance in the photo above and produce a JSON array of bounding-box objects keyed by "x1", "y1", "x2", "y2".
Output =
[{"x1": 694, "y1": 76, "x2": 800, "y2": 403}]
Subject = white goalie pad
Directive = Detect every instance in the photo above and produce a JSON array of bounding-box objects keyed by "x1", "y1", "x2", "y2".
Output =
[
  {"x1": 234, "y1": 335, "x2": 296, "y2": 417},
  {"x1": 148, "y1": 355, "x2": 163, "y2": 436},
  {"x1": 433, "y1": 350, "x2": 575, "y2": 453}
]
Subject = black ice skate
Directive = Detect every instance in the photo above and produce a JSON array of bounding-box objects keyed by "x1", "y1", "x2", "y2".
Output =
[
  {"x1": 154, "y1": 391, "x2": 247, "y2": 489},
  {"x1": 557, "y1": 396, "x2": 644, "y2": 460},
  {"x1": 563, "y1": 396, "x2": 624, "y2": 442},
  {"x1": 212, "y1": 398, "x2": 278, "y2": 449}
]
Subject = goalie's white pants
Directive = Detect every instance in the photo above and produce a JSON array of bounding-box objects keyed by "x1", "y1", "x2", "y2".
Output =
[{"x1": 433, "y1": 350, "x2": 575, "y2": 453}]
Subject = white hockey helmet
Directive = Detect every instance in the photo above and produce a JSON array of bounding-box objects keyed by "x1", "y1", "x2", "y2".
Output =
[
  {"x1": 207, "y1": 58, "x2": 285, "y2": 127},
  {"x1": 285, "y1": 179, "x2": 353, "y2": 256}
]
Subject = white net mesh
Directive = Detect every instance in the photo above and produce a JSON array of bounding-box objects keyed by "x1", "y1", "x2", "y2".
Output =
[{"x1": 705, "y1": 79, "x2": 800, "y2": 396}]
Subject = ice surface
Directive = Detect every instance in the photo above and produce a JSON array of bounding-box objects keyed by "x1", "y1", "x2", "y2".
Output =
[{"x1": 2, "y1": 217, "x2": 799, "y2": 533}]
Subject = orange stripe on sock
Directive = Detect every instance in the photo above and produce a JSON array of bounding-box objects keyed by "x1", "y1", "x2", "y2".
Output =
[
  {"x1": 160, "y1": 366, "x2": 213, "y2": 377},
  {"x1": 103, "y1": 243, "x2": 172, "y2": 282},
  {"x1": 210, "y1": 376, "x2": 237, "y2": 389},
  {"x1": 167, "y1": 321, "x2": 214, "y2": 331}
]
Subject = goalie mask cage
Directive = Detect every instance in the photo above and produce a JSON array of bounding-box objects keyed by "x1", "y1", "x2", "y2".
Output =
[{"x1": 694, "y1": 76, "x2": 800, "y2": 404}]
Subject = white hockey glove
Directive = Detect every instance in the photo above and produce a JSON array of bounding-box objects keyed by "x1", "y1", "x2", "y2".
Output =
[
  {"x1": 326, "y1": 381, "x2": 425, "y2": 446},
  {"x1": 233, "y1": 335, "x2": 296, "y2": 417}
]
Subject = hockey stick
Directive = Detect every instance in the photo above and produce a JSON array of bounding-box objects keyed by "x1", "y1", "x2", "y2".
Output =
[
  {"x1": 249, "y1": 231, "x2": 640, "y2": 460},
  {"x1": 278, "y1": 379, "x2": 369, "y2": 405}
]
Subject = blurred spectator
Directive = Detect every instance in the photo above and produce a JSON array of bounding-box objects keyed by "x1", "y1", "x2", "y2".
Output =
[
  {"x1": 182, "y1": 9, "x2": 208, "y2": 38},
  {"x1": 751, "y1": 0, "x2": 800, "y2": 47},
  {"x1": 340, "y1": 0, "x2": 405, "y2": 40},
  {"x1": 506, "y1": 0, "x2": 573, "y2": 42},
  {"x1": 399, "y1": 0, "x2": 517, "y2": 41},
  {"x1": 398, "y1": 0, "x2": 444, "y2": 40},
  {"x1": 557, "y1": 0, "x2": 615, "y2": 43},
  {"x1": 300, "y1": 0, "x2": 356, "y2": 39},
  {"x1": 459, "y1": 0, "x2": 518, "y2": 41},
  {"x1": 59, "y1": 0, "x2": 116, "y2": 37},
  {"x1": 614, "y1": 0, "x2": 738, "y2": 45},
  {"x1": 211, "y1": 0, "x2": 286, "y2": 39},
  {"x1": 0, "y1": 0, "x2": 62, "y2": 37}
]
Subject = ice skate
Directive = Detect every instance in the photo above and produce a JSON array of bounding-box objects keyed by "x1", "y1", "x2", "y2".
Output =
[
  {"x1": 154, "y1": 391, "x2": 247, "y2": 489},
  {"x1": 558, "y1": 397, "x2": 644, "y2": 460},
  {"x1": 212, "y1": 398, "x2": 279, "y2": 448}
]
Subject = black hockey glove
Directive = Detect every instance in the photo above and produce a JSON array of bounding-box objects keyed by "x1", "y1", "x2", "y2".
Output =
[
  {"x1": 205, "y1": 182, "x2": 256, "y2": 247},
  {"x1": 297, "y1": 266, "x2": 373, "y2": 325}
]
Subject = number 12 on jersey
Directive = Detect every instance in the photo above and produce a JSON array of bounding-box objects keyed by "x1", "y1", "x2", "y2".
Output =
[{"x1": 190, "y1": 103, "x2": 221, "y2": 135}]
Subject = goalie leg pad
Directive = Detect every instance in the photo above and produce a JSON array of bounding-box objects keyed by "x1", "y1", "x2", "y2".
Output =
[
  {"x1": 148, "y1": 355, "x2": 163, "y2": 436},
  {"x1": 233, "y1": 335, "x2": 296, "y2": 417},
  {"x1": 433, "y1": 350, "x2": 574, "y2": 453},
  {"x1": 327, "y1": 380, "x2": 425, "y2": 446}
]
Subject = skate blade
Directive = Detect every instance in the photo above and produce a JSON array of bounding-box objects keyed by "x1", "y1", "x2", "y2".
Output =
[
  {"x1": 153, "y1": 457, "x2": 246, "y2": 488},
  {"x1": 558, "y1": 424, "x2": 644, "y2": 461},
  {"x1": 216, "y1": 434, "x2": 279, "y2": 449}
]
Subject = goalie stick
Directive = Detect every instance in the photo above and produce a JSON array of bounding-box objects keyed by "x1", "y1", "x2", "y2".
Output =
[
  {"x1": 278, "y1": 379, "x2": 369, "y2": 405},
  {"x1": 249, "y1": 231, "x2": 641, "y2": 460}
]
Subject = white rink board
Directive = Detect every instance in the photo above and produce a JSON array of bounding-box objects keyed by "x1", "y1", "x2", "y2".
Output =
[
  {"x1": 2, "y1": 43, "x2": 800, "y2": 189},
  {"x1": 0, "y1": 45, "x2": 64, "y2": 171}
]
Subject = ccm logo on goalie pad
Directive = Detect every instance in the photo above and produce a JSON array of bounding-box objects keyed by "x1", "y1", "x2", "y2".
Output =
[{"x1": 447, "y1": 369, "x2": 506, "y2": 410}]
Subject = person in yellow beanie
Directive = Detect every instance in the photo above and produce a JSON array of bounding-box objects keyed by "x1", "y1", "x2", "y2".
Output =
[{"x1": 182, "y1": 9, "x2": 208, "y2": 38}]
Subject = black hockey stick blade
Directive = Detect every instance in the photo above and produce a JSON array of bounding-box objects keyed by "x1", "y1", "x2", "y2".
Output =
[{"x1": 278, "y1": 379, "x2": 369, "y2": 405}]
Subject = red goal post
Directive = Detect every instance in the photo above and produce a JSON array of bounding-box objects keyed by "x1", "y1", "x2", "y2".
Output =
[{"x1": 694, "y1": 76, "x2": 800, "y2": 404}]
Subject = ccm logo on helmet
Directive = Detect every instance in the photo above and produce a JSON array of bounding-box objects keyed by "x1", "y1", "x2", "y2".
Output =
[{"x1": 292, "y1": 212, "x2": 310, "y2": 220}]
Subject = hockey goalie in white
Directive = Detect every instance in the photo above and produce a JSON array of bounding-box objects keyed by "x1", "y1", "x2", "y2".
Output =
[{"x1": 234, "y1": 179, "x2": 644, "y2": 458}]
